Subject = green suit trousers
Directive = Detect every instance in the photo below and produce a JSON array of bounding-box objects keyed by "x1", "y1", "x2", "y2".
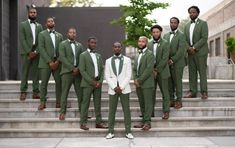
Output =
[{"x1": 108, "y1": 93, "x2": 131, "y2": 134}]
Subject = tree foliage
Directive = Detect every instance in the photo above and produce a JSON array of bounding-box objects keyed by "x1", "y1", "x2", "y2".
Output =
[{"x1": 111, "y1": 0, "x2": 169, "y2": 47}]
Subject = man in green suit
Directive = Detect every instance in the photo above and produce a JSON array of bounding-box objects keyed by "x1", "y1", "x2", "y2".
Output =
[
  {"x1": 163, "y1": 17, "x2": 186, "y2": 109},
  {"x1": 147, "y1": 25, "x2": 170, "y2": 119},
  {"x1": 183, "y1": 6, "x2": 208, "y2": 99},
  {"x1": 58, "y1": 28, "x2": 84, "y2": 120},
  {"x1": 79, "y1": 37, "x2": 107, "y2": 130},
  {"x1": 19, "y1": 5, "x2": 43, "y2": 100},
  {"x1": 37, "y1": 17, "x2": 63, "y2": 110},
  {"x1": 133, "y1": 36, "x2": 155, "y2": 131}
]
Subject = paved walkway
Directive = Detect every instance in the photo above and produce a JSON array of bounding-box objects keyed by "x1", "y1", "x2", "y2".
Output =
[{"x1": 0, "y1": 137, "x2": 235, "y2": 148}]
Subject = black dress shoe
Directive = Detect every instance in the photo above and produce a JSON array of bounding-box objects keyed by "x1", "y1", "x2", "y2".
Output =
[{"x1": 80, "y1": 124, "x2": 89, "y2": 130}]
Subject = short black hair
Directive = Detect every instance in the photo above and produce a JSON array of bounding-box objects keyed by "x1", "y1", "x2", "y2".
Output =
[
  {"x1": 150, "y1": 25, "x2": 163, "y2": 32},
  {"x1": 188, "y1": 6, "x2": 200, "y2": 14},
  {"x1": 170, "y1": 17, "x2": 180, "y2": 24},
  {"x1": 88, "y1": 36, "x2": 97, "y2": 42},
  {"x1": 67, "y1": 27, "x2": 76, "y2": 32},
  {"x1": 27, "y1": 4, "x2": 36, "y2": 12},
  {"x1": 47, "y1": 16, "x2": 55, "y2": 21}
]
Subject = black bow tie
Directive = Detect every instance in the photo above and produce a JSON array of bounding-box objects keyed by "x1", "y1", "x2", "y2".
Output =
[
  {"x1": 138, "y1": 49, "x2": 143, "y2": 54},
  {"x1": 30, "y1": 20, "x2": 36, "y2": 24},
  {"x1": 153, "y1": 40, "x2": 160, "y2": 44},
  {"x1": 170, "y1": 31, "x2": 175, "y2": 35},
  {"x1": 49, "y1": 30, "x2": 55, "y2": 34},
  {"x1": 90, "y1": 50, "x2": 96, "y2": 53},
  {"x1": 113, "y1": 56, "x2": 122, "y2": 60},
  {"x1": 191, "y1": 20, "x2": 196, "y2": 23},
  {"x1": 70, "y1": 41, "x2": 75, "y2": 44}
]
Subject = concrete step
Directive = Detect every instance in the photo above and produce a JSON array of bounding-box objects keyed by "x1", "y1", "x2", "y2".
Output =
[
  {"x1": 0, "y1": 117, "x2": 234, "y2": 129},
  {"x1": 0, "y1": 97, "x2": 235, "y2": 108},
  {"x1": 1, "y1": 127, "x2": 235, "y2": 137},
  {"x1": 0, "y1": 107, "x2": 235, "y2": 118},
  {"x1": 1, "y1": 80, "x2": 234, "y2": 90},
  {"x1": 1, "y1": 88, "x2": 235, "y2": 99}
]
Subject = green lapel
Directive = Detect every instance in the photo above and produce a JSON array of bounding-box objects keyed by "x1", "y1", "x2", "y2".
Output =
[
  {"x1": 46, "y1": 31, "x2": 55, "y2": 49},
  {"x1": 25, "y1": 21, "x2": 33, "y2": 38},
  {"x1": 85, "y1": 51, "x2": 95, "y2": 68},
  {"x1": 192, "y1": 19, "x2": 201, "y2": 41},
  {"x1": 111, "y1": 55, "x2": 124, "y2": 76}
]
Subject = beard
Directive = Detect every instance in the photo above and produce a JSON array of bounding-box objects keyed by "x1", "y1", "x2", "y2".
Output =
[
  {"x1": 114, "y1": 53, "x2": 121, "y2": 56},
  {"x1": 139, "y1": 45, "x2": 146, "y2": 50},
  {"x1": 28, "y1": 16, "x2": 36, "y2": 21},
  {"x1": 153, "y1": 37, "x2": 160, "y2": 41}
]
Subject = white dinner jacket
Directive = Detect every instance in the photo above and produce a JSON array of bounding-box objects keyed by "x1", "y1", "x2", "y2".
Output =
[{"x1": 105, "y1": 55, "x2": 132, "y2": 95}]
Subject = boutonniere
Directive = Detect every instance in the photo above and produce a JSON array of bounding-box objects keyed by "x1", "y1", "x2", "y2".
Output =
[
  {"x1": 76, "y1": 43, "x2": 79, "y2": 46},
  {"x1": 157, "y1": 43, "x2": 161, "y2": 47}
]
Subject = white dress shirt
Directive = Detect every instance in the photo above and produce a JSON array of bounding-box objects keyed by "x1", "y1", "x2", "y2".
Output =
[
  {"x1": 189, "y1": 18, "x2": 198, "y2": 46},
  {"x1": 137, "y1": 48, "x2": 147, "y2": 74},
  {"x1": 48, "y1": 29, "x2": 56, "y2": 57},
  {"x1": 28, "y1": 19, "x2": 36, "y2": 45},
  {"x1": 114, "y1": 55, "x2": 122, "y2": 76},
  {"x1": 153, "y1": 43, "x2": 158, "y2": 57},
  {"x1": 69, "y1": 40, "x2": 76, "y2": 66},
  {"x1": 88, "y1": 49, "x2": 99, "y2": 77},
  {"x1": 170, "y1": 30, "x2": 177, "y2": 43}
]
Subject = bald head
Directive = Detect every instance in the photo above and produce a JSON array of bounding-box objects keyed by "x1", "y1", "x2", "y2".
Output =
[{"x1": 138, "y1": 36, "x2": 148, "y2": 49}]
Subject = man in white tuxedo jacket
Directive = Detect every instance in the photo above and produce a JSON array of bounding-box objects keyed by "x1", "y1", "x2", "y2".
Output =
[{"x1": 105, "y1": 42, "x2": 134, "y2": 139}]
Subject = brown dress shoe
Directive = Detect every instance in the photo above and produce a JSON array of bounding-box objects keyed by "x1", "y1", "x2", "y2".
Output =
[
  {"x1": 184, "y1": 92, "x2": 196, "y2": 98},
  {"x1": 201, "y1": 92, "x2": 208, "y2": 100},
  {"x1": 174, "y1": 101, "x2": 182, "y2": 109},
  {"x1": 142, "y1": 124, "x2": 151, "y2": 131},
  {"x1": 56, "y1": 103, "x2": 61, "y2": 108},
  {"x1": 38, "y1": 103, "x2": 46, "y2": 110},
  {"x1": 59, "y1": 113, "x2": 65, "y2": 121},
  {"x1": 170, "y1": 101, "x2": 175, "y2": 107},
  {"x1": 20, "y1": 92, "x2": 27, "y2": 101},
  {"x1": 133, "y1": 123, "x2": 144, "y2": 128},
  {"x1": 162, "y1": 112, "x2": 170, "y2": 120},
  {"x1": 96, "y1": 122, "x2": 108, "y2": 128},
  {"x1": 80, "y1": 124, "x2": 89, "y2": 130},
  {"x1": 32, "y1": 93, "x2": 40, "y2": 99}
]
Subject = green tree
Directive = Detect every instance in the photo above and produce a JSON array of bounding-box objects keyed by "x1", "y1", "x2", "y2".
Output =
[
  {"x1": 111, "y1": 0, "x2": 169, "y2": 47},
  {"x1": 49, "y1": 0, "x2": 95, "y2": 7}
]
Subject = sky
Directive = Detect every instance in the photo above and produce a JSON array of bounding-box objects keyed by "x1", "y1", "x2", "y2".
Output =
[{"x1": 94, "y1": 0, "x2": 224, "y2": 25}]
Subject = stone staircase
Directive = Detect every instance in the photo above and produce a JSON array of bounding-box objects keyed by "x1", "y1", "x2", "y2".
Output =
[{"x1": 0, "y1": 80, "x2": 235, "y2": 137}]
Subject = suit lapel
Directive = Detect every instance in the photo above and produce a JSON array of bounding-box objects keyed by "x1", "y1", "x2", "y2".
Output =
[
  {"x1": 118, "y1": 56, "x2": 124, "y2": 75},
  {"x1": 111, "y1": 57, "x2": 117, "y2": 76},
  {"x1": 193, "y1": 19, "x2": 200, "y2": 40},
  {"x1": 85, "y1": 51, "x2": 95, "y2": 68},
  {"x1": 25, "y1": 21, "x2": 33, "y2": 38},
  {"x1": 55, "y1": 32, "x2": 59, "y2": 49},
  {"x1": 46, "y1": 31, "x2": 55, "y2": 49}
]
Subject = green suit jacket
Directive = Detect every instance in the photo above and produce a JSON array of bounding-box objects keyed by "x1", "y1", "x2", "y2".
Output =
[
  {"x1": 147, "y1": 38, "x2": 170, "y2": 79},
  {"x1": 133, "y1": 49, "x2": 155, "y2": 88},
  {"x1": 38, "y1": 30, "x2": 63, "y2": 68},
  {"x1": 19, "y1": 20, "x2": 43, "y2": 55},
  {"x1": 58, "y1": 40, "x2": 84, "y2": 75},
  {"x1": 163, "y1": 30, "x2": 186, "y2": 68},
  {"x1": 184, "y1": 18, "x2": 209, "y2": 56},
  {"x1": 79, "y1": 50, "x2": 104, "y2": 87}
]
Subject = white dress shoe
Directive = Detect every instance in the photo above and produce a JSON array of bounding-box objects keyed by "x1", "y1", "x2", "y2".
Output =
[
  {"x1": 106, "y1": 133, "x2": 114, "y2": 139},
  {"x1": 126, "y1": 133, "x2": 134, "y2": 139}
]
